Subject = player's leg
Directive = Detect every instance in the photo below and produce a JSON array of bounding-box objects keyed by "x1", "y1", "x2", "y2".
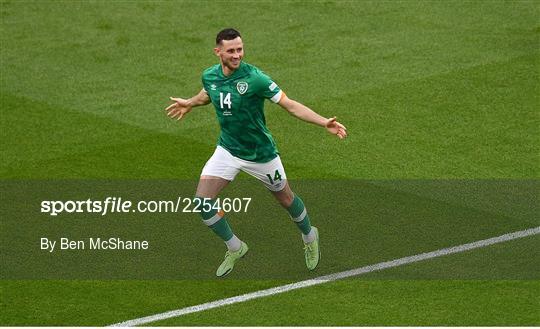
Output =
[
  {"x1": 271, "y1": 182, "x2": 316, "y2": 243},
  {"x1": 196, "y1": 147, "x2": 248, "y2": 277},
  {"x1": 195, "y1": 175, "x2": 239, "y2": 251},
  {"x1": 240, "y1": 156, "x2": 320, "y2": 270},
  {"x1": 271, "y1": 182, "x2": 319, "y2": 270}
]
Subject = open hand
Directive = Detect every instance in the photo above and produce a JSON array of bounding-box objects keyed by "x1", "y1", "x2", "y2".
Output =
[
  {"x1": 165, "y1": 97, "x2": 192, "y2": 121},
  {"x1": 325, "y1": 117, "x2": 347, "y2": 139}
]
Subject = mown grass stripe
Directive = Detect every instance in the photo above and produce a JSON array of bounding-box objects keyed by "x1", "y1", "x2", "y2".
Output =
[{"x1": 110, "y1": 226, "x2": 540, "y2": 327}]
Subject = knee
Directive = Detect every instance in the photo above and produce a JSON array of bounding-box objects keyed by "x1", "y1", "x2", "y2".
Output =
[{"x1": 278, "y1": 191, "x2": 295, "y2": 208}]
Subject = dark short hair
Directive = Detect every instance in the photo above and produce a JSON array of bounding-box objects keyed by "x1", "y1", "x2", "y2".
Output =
[{"x1": 216, "y1": 28, "x2": 241, "y2": 45}]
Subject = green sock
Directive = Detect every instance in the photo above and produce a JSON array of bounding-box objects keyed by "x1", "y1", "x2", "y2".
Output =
[
  {"x1": 209, "y1": 217, "x2": 234, "y2": 241},
  {"x1": 196, "y1": 197, "x2": 234, "y2": 241},
  {"x1": 286, "y1": 194, "x2": 312, "y2": 235}
]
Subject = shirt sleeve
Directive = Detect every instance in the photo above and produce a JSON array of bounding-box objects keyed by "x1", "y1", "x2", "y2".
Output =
[
  {"x1": 256, "y1": 71, "x2": 284, "y2": 103},
  {"x1": 201, "y1": 75, "x2": 208, "y2": 93}
]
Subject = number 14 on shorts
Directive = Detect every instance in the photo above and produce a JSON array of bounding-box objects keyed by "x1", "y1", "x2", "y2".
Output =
[{"x1": 266, "y1": 170, "x2": 283, "y2": 185}]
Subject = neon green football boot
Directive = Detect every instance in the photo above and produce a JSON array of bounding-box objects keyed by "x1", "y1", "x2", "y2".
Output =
[
  {"x1": 216, "y1": 241, "x2": 249, "y2": 277},
  {"x1": 304, "y1": 226, "x2": 320, "y2": 270}
]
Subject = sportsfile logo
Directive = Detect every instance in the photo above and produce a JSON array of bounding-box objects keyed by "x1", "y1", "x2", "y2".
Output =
[{"x1": 40, "y1": 197, "x2": 252, "y2": 216}]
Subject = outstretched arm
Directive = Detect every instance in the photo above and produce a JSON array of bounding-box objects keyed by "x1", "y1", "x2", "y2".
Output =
[
  {"x1": 278, "y1": 94, "x2": 347, "y2": 139},
  {"x1": 165, "y1": 89, "x2": 211, "y2": 121}
]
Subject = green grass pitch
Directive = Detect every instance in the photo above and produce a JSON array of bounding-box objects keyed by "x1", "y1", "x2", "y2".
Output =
[{"x1": 1, "y1": 0, "x2": 539, "y2": 326}]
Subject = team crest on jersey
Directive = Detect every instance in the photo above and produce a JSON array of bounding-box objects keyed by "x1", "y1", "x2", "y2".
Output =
[{"x1": 236, "y1": 81, "x2": 248, "y2": 95}]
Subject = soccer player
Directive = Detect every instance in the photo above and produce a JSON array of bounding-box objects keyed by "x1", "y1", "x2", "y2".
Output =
[{"x1": 165, "y1": 28, "x2": 347, "y2": 277}]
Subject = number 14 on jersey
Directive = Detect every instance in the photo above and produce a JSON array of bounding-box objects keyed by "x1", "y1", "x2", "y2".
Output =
[{"x1": 220, "y1": 92, "x2": 232, "y2": 109}]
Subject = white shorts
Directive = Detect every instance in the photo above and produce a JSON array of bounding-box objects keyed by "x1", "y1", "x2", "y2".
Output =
[{"x1": 201, "y1": 146, "x2": 287, "y2": 191}]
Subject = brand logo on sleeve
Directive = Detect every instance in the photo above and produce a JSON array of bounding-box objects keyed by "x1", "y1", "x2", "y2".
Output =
[
  {"x1": 236, "y1": 81, "x2": 248, "y2": 95},
  {"x1": 269, "y1": 82, "x2": 277, "y2": 91}
]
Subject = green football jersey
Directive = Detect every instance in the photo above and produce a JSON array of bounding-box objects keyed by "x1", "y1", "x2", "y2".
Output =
[{"x1": 202, "y1": 62, "x2": 283, "y2": 163}]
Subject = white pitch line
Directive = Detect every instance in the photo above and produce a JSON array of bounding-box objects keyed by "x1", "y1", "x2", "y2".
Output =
[{"x1": 110, "y1": 226, "x2": 540, "y2": 327}]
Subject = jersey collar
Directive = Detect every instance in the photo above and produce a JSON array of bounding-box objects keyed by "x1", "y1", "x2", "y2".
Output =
[{"x1": 219, "y1": 62, "x2": 247, "y2": 79}]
